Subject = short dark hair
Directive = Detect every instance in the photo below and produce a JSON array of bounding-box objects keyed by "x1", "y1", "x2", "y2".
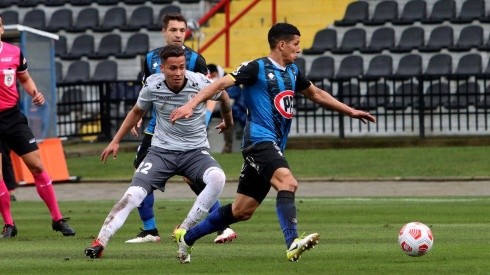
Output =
[
  {"x1": 159, "y1": 44, "x2": 185, "y2": 62},
  {"x1": 267, "y1": 23, "x2": 301, "y2": 49},
  {"x1": 207, "y1": 64, "x2": 218, "y2": 74},
  {"x1": 162, "y1": 13, "x2": 187, "y2": 30}
]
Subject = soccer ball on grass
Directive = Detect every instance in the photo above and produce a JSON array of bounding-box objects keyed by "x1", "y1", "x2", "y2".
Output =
[{"x1": 398, "y1": 222, "x2": 434, "y2": 257}]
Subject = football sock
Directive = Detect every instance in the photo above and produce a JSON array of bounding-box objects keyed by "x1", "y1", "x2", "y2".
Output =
[
  {"x1": 33, "y1": 171, "x2": 62, "y2": 221},
  {"x1": 0, "y1": 180, "x2": 14, "y2": 225},
  {"x1": 98, "y1": 186, "x2": 147, "y2": 246},
  {"x1": 180, "y1": 167, "x2": 225, "y2": 230},
  {"x1": 185, "y1": 203, "x2": 237, "y2": 246},
  {"x1": 137, "y1": 192, "x2": 157, "y2": 230},
  {"x1": 276, "y1": 190, "x2": 298, "y2": 248}
]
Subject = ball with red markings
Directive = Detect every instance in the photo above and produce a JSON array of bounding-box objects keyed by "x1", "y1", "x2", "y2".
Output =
[{"x1": 398, "y1": 222, "x2": 434, "y2": 257}]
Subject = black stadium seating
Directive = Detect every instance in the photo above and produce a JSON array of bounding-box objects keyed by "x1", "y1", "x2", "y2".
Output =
[
  {"x1": 451, "y1": 0, "x2": 485, "y2": 24},
  {"x1": 303, "y1": 28, "x2": 337, "y2": 55},
  {"x1": 46, "y1": 9, "x2": 73, "y2": 32},
  {"x1": 361, "y1": 27, "x2": 395, "y2": 54},
  {"x1": 91, "y1": 60, "x2": 118, "y2": 81},
  {"x1": 393, "y1": 0, "x2": 427, "y2": 25},
  {"x1": 331, "y1": 28, "x2": 366, "y2": 54},
  {"x1": 334, "y1": 1, "x2": 369, "y2": 26},
  {"x1": 390, "y1": 26, "x2": 424, "y2": 53},
  {"x1": 363, "y1": 0, "x2": 398, "y2": 26}
]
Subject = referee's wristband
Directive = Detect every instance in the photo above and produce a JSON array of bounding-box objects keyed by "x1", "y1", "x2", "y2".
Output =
[{"x1": 205, "y1": 110, "x2": 212, "y2": 126}]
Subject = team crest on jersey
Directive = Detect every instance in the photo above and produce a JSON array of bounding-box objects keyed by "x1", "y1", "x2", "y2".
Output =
[
  {"x1": 3, "y1": 69, "x2": 15, "y2": 87},
  {"x1": 274, "y1": 90, "x2": 295, "y2": 119}
]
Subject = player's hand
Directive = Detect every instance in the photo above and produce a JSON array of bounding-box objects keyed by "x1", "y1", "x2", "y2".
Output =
[
  {"x1": 131, "y1": 119, "x2": 143, "y2": 137},
  {"x1": 351, "y1": 110, "x2": 376, "y2": 124},
  {"x1": 100, "y1": 142, "x2": 120, "y2": 163},
  {"x1": 32, "y1": 91, "x2": 45, "y2": 106},
  {"x1": 170, "y1": 105, "x2": 194, "y2": 124},
  {"x1": 215, "y1": 120, "x2": 232, "y2": 134}
]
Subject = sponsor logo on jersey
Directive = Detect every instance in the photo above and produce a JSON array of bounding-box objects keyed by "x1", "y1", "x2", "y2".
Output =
[
  {"x1": 1, "y1": 57, "x2": 13, "y2": 62},
  {"x1": 274, "y1": 90, "x2": 295, "y2": 119}
]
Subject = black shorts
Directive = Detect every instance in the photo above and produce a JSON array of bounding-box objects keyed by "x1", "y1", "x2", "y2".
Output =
[
  {"x1": 133, "y1": 133, "x2": 153, "y2": 168},
  {"x1": 0, "y1": 107, "x2": 39, "y2": 156},
  {"x1": 237, "y1": 142, "x2": 289, "y2": 203}
]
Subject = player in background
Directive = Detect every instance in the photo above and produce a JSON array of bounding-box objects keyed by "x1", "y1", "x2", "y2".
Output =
[
  {"x1": 170, "y1": 22, "x2": 376, "y2": 263},
  {"x1": 0, "y1": 15, "x2": 75, "y2": 238},
  {"x1": 85, "y1": 45, "x2": 233, "y2": 258},
  {"x1": 127, "y1": 13, "x2": 237, "y2": 244}
]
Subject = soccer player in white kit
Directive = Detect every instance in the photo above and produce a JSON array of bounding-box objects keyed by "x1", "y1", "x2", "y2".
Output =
[{"x1": 85, "y1": 44, "x2": 233, "y2": 258}]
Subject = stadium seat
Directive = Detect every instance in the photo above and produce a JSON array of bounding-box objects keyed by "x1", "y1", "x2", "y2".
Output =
[
  {"x1": 364, "y1": 0, "x2": 398, "y2": 26},
  {"x1": 22, "y1": 9, "x2": 46, "y2": 30},
  {"x1": 390, "y1": 26, "x2": 424, "y2": 53},
  {"x1": 307, "y1": 56, "x2": 335, "y2": 90},
  {"x1": 61, "y1": 34, "x2": 95, "y2": 60},
  {"x1": 360, "y1": 27, "x2": 394, "y2": 54},
  {"x1": 419, "y1": 26, "x2": 453, "y2": 52},
  {"x1": 62, "y1": 61, "x2": 90, "y2": 83},
  {"x1": 476, "y1": 85, "x2": 490, "y2": 109},
  {"x1": 445, "y1": 81, "x2": 479, "y2": 109},
  {"x1": 0, "y1": 0, "x2": 13, "y2": 8},
  {"x1": 335, "y1": 55, "x2": 363, "y2": 80},
  {"x1": 88, "y1": 34, "x2": 122, "y2": 59},
  {"x1": 393, "y1": 0, "x2": 427, "y2": 25},
  {"x1": 334, "y1": 1, "x2": 369, "y2": 26},
  {"x1": 93, "y1": 7, "x2": 126, "y2": 32},
  {"x1": 450, "y1": 0, "x2": 485, "y2": 24},
  {"x1": 55, "y1": 35, "x2": 67, "y2": 57},
  {"x1": 18, "y1": 0, "x2": 41, "y2": 7},
  {"x1": 178, "y1": 0, "x2": 201, "y2": 3},
  {"x1": 302, "y1": 28, "x2": 337, "y2": 55},
  {"x1": 148, "y1": 5, "x2": 183, "y2": 31},
  {"x1": 363, "y1": 55, "x2": 393, "y2": 80},
  {"x1": 91, "y1": 60, "x2": 118, "y2": 81},
  {"x1": 44, "y1": 0, "x2": 66, "y2": 6},
  {"x1": 294, "y1": 57, "x2": 306, "y2": 75},
  {"x1": 421, "y1": 0, "x2": 456, "y2": 24},
  {"x1": 450, "y1": 54, "x2": 482, "y2": 79},
  {"x1": 0, "y1": 10, "x2": 19, "y2": 25},
  {"x1": 392, "y1": 54, "x2": 422, "y2": 79},
  {"x1": 385, "y1": 82, "x2": 419, "y2": 110},
  {"x1": 150, "y1": 0, "x2": 173, "y2": 3},
  {"x1": 57, "y1": 88, "x2": 85, "y2": 115},
  {"x1": 46, "y1": 9, "x2": 73, "y2": 32},
  {"x1": 424, "y1": 54, "x2": 452, "y2": 78},
  {"x1": 360, "y1": 82, "x2": 390, "y2": 110},
  {"x1": 123, "y1": 0, "x2": 146, "y2": 4},
  {"x1": 96, "y1": 0, "x2": 119, "y2": 5},
  {"x1": 331, "y1": 28, "x2": 366, "y2": 54},
  {"x1": 68, "y1": 8, "x2": 99, "y2": 32},
  {"x1": 448, "y1": 25, "x2": 483, "y2": 52},
  {"x1": 419, "y1": 82, "x2": 450, "y2": 110},
  {"x1": 70, "y1": 0, "x2": 94, "y2": 6},
  {"x1": 116, "y1": 33, "x2": 149, "y2": 58},
  {"x1": 478, "y1": 33, "x2": 490, "y2": 51},
  {"x1": 339, "y1": 82, "x2": 361, "y2": 108},
  {"x1": 55, "y1": 61, "x2": 63, "y2": 84},
  {"x1": 120, "y1": 6, "x2": 154, "y2": 32}
]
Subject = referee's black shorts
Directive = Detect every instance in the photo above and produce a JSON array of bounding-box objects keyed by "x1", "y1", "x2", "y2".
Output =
[{"x1": 0, "y1": 106, "x2": 39, "y2": 156}]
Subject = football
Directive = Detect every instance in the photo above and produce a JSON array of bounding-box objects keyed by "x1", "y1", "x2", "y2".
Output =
[{"x1": 398, "y1": 222, "x2": 434, "y2": 257}]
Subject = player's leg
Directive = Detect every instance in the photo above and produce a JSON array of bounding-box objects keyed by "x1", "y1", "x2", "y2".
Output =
[
  {"x1": 0, "y1": 154, "x2": 16, "y2": 238},
  {"x1": 6, "y1": 114, "x2": 74, "y2": 236},
  {"x1": 178, "y1": 150, "x2": 227, "y2": 230},
  {"x1": 126, "y1": 133, "x2": 161, "y2": 243},
  {"x1": 261, "y1": 143, "x2": 319, "y2": 262},
  {"x1": 175, "y1": 162, "x2": 268, "y2": 263},
  {"x1": 85, "y1": 185, "x2": 149, "y2": 258},
  {"x1": 0, "y1": 143, "x2": 17, "y2": 201}
]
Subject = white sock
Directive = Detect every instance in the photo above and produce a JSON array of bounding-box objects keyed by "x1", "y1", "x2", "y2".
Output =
[
  {"x1": 180, "y1": 167, "x2": 225, "y2": 229},
  {"x1": 97, "y1": 186, "x2": 147, "y2": 246}
]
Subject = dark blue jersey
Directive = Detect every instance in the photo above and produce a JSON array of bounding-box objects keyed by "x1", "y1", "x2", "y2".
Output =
[
  {"x1": 143, "y1": 45, "x2": 207, "y2": 134},
  {"x1": 229, "y1": 57, "x2": 311, "y2": 151}
]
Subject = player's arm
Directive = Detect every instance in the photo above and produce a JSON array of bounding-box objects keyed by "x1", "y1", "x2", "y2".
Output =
[
  {"x1": 301, "y1": 84, "x2": 376, "y2": 124},
  {"x1": 16, "y1": 53, "x2": 44, "y2": 106},
  {"x1": 214, "y1": 90, "x2": 233, "y2": 134},
  {"x1": 170, "y1": 75, "x2": 235, "y2": 123}
]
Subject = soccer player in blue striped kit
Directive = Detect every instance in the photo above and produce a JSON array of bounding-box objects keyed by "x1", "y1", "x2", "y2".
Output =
[{"x1": 171, "y1": 22, "x2": 376, "y2": 263}]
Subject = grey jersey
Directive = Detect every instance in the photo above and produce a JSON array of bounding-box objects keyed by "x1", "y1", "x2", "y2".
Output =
[{"x1": 137, "y1": 71, "x2": 221, "y2": 151}]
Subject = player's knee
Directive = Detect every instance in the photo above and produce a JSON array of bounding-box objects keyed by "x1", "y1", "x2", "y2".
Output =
[
  {"x1": 123, "y1": 186, "x2": 148, "y2": 209},
  {"x1": 203, "y1": 167, "x2": 226, "y2": 191}
]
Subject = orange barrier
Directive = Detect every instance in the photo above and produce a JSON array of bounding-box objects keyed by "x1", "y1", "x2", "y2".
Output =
[{"x1": 10, "y1": 138, "x2": 72, "y2": 185}]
